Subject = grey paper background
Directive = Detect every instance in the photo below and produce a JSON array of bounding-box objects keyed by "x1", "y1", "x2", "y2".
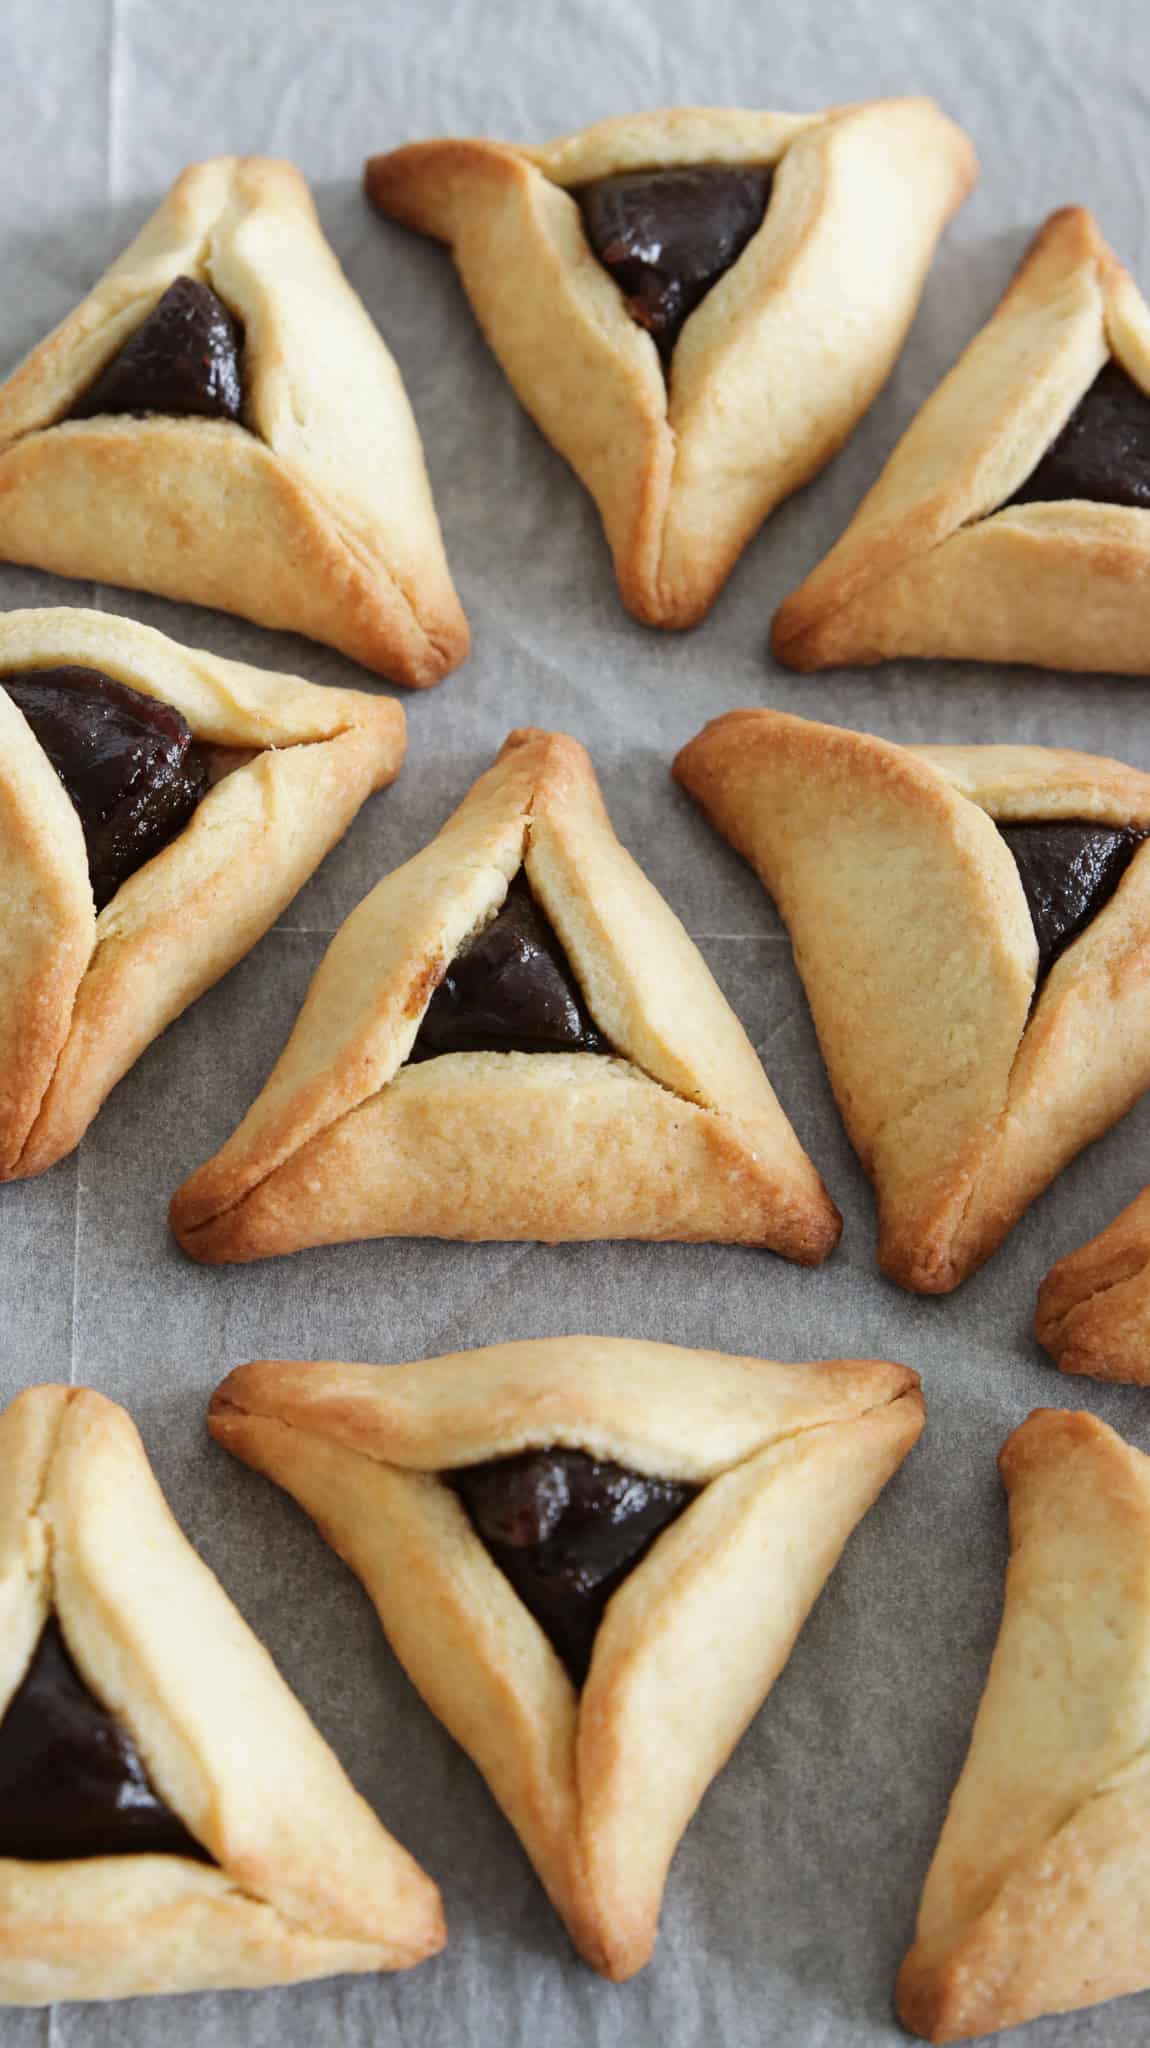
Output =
[{"x1": 3, "y1": 0, "x2": 1150, "y2": 2041}]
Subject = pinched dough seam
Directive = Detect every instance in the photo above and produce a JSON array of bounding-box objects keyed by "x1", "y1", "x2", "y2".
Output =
[
  {"x1": 209, "y1": 1378, "x2": 920, "y2": 1489},
  {"x1": 935, "y1": 1745, "x2": 1150, "y2": 1972},
  {"x1": 775, "y1": 473, "x2": 1150, "y2": 660},
  {"x1": 1041, "y1": 1245, "x2": 1150, "y2": 1348},
  {"x1": 182, "y1": 1018, "x2": 755, "y2": 1239}
]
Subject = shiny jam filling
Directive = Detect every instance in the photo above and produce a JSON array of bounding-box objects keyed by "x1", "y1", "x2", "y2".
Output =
[
  {"x1": 452, "y1": 1446, "x2": 698, "y2": 1684},
  {"x1": 575, "y1": 163, "x2": 773, "y2": 366},
  {"x1": 0, "y1": 1617, "x2": 209, "y2": 1862},
  {"x1": 69, "y1": 275, "x2": 244, "y2": 423},
  {"x1": 1005, "y1": 361, "x2": 1150, "y2": 513},
  {"x1": 4, "y1": 664, "x2": 210, "y2": 910},
  {"x1": 998, "y1": 819, "x2": 1146, "y2": 982},
  {"x1": 410, "y1": 869, "x2": 609, "y2": 1060}
]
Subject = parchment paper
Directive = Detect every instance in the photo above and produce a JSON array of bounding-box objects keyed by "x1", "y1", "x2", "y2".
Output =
[{"x1": 4, "y1": 0, "x2": 1150, "y2": 2041}]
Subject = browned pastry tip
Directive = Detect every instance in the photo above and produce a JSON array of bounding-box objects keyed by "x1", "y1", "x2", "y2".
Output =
[
  {"x1": 1035, "y1": 1184, "x2": 1150, "y2": 1382},
  {"x1": 897, "y1": 1406, "x2": 1150, "y2": 2039}
]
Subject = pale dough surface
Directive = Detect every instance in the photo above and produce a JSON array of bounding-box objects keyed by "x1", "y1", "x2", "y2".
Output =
[
  {"x1": 1035, "y1": 1183, "x2": 1150, "y2": 1383},
  {"x1": 772, "y1": 209, "x2": 1150, "y2": 674}
]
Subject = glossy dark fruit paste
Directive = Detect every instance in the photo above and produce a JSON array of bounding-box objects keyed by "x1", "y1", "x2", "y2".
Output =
[
  {"x1": 1005, "y1": 361, "x2": 1150, "y2": 513},
  {"x1": 69, "y1": 276, "x2": 244, "y2": 423},
  {"x1": 0, "y1": 1617, "x2": 210, "y2": 1861},
  {"x1": 576, "y1": 163, "x2": 772, "y2": 365},
  {"x1": 411, "y1": 869, "x2": 609, "y2": 1060},
  {"x1": 4, "y1": 664, "x2": 210, "y2": 911},
  {"x1": 452, "y1": 1447, "x2": 699, "y2": 1684},
  {"x1": 999, "y1": 819, "x2": 1145, "y2": 982}
]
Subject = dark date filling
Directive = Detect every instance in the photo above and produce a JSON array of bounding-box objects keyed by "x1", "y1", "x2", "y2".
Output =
[
  {"x1": 5, "y1": 666, "x2": 210, "y2": 910},
  {"x1": 0, "y1": 1617, "x2": 210, "y2": 1861},
  {"x1": 410, "y1": 869, "x2": 609, "y2": 1061},
  {"x1": 69, "y1": 276, "x2": 244, "y2": 423},
  {"x1": 998, "y1": 820, "x2": 1146, "y2": 982},
  {"x1": 1005, "y1": 362, "x2": 1150, "y2": 513},
  {"x1": 576, "y1": 163, "x2": 773, "y2": 367},
  {"x1": 452, "y1": 1447, "x2": 698, "y2": 1684}
]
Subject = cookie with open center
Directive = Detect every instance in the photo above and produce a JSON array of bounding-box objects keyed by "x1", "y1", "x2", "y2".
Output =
[
  {"x1": 453, "y1": 1447, "x2": 697, "y2": 1683},
  {"x1": 0, "y1": 1617, "x2": 209, "y2": 1863},
  {"x1": 772, "y1": 208, "x2": 1150, "y2": 674},
  {"x1": 366, "y1": 101, "x2": 974, "y2": 627},
  {"x1": 675, "y1": 708, "x2": 1150, "y2": 1293},
  {"x1": 209, "y1": 1339, "x2": 924, "y2": 1980},
  {"x1": 170, "y1": 728, "x2": 840, "y2": 1265},
  {"x1": 1005, "y1": 360, "x2": 1150, "y2": 512},
  {"x1": 0, "y1": 157, "x2": 468, "y2": 685},
  {"x1": 0, "y1": 606, "x2": 405, "y2": 1182},
  {"x1": 5, "y1": 665, "x2": 211, "y2": 910},
  {"x1": 69, "y1": 276, "x2": 244, "y2": 423}
]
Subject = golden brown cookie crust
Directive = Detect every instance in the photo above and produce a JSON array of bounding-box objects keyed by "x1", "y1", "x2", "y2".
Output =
[
  {"x1": 0, "y1": 607, "x2": 405, "y2": 1180},
  {"x1": 772, "y1": 207, "x2": 1150, "y2": 673},
  {"x1": 1035, "y1": 1182, "x2": 1150, "y2": 1382},
  {"x1": 898, "y1": 1408, "x2": 1150, "y2": 2040},
  {"x1": 209, "y1": 1339, "x2": 924, "y2": 1980},
  {"x1": 674, "y1": 708, "x2": 1150, "y2": 1292},
  {"x1": 0, "y1": 158, "x2": 468, "y2": 686},
  {"x1": 367, "y1": 100, "x2": 975, "y2": 629},
  {"x1": 170, "y1": 726, "x2": 840, "y2": 1265},
  {"x1": 0, "y1": 1384, "x2": 444, "y2": 2004}
]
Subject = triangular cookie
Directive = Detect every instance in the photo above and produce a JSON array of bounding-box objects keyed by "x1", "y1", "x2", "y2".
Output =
[
  {"x1": 169, "y1": 727, "x2": 840, "y2": 1264},
  {"x1": 0, "y1": 156, "x2": 468, "y2": 686},
  {"x1": 1036, "y1": 1182, "x2": 1150, "y2": 1382},
  {"x1": 674, "y1": 708, "x2": 1150, "y2": 1292},
  {"x1": 898, "y1": 1408, "x2": 1150, "y2": 2040},
  {"x1": 209, "y1": 1339, "x2": 924, "y2": 1980},
  {"x1": 0, "y1": 1384, "x2": 443, "y2": 2003},
  {"x1": 773, "y1": 207, "x2": 1150, "y2": 672},
  {"x1": 366, "y1": 100, "x2": 975, "y2": 629},
  {"x1": 0, "y1": 606, "x2": 405, "y2": 1180}
]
